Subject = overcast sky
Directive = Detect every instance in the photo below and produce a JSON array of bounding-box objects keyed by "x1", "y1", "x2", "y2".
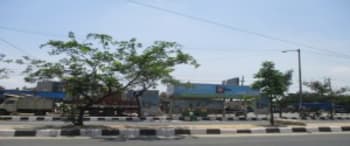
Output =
[{"x1": 0, "y1": 0, "x2": 349, "y2": 93}]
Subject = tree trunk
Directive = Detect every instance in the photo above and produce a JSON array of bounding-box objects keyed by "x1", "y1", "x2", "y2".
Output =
[
  {"x1": 222, "y1": 97, "x2": 226, "y2": 118},
  {"x1": 135, "y1": 95, "x2": 143, "y2": 117},
  {"x1": 330, "y1": 102, "x2": 334, "y2": 120},
  {"x1": 279, "y1": 101, "x2": 283, "y2": 118},
  {"x1": 279, "y1": 109, "x2": 282, "y2": 118},
  {"x1": 74, "y1": 108, "x2": 85, "y2": 126},
  {"x1": 134, "y1": 89, "x2": 147, "y2": 118},
  {"x1": 269, "y1": 97, "x2": 274, "y2": 126}
]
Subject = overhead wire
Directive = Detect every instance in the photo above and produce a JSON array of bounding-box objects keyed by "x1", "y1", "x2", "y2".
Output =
[
  {"x1": 0, "y1": 23, "x2": 348, "y2": 60},
  {"x1": 0, "y1": 37, "x2": 33, "y2": 57},
  {"x1": 127, "y1": 0, "x2": 350, "y2": 60},
  {"x1": 1, "y1": 25, "x2": 348, "y2": 67},
  {"x1": 0, "y1": 25, "x2": 65, "y2": 39},
  {"x1": 0, "y1": 1, "x2": 349, "y2": 60}
]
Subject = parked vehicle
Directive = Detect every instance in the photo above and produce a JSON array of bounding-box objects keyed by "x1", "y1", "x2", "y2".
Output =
[
  {"x1": 225, "y1": 100, "x2": 249, "y2": 117},
  {"x1": 65, "y1": 90, "x2": 160, "y2": 117},
  {"x1": 297, "y1": 102, "x2": 348, "y2": 118},
  {"x1": 335, "y1": 105, "x2": 348, "y2": 113},
  {"x1": 0, "y1": 94, "x2": 54, "y2": 115},
  {"x1": 0, "y1": 89, "x2": 160, "y2": 117},
  {"x1": 85, "y1": 92, "x2": 138, "y2": 116}
]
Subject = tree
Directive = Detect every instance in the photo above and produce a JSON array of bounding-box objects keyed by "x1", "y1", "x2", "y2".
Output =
[
  {"x1": 0, "y1": 54, "x2": 12, "y2": 79},
  {"x1": 304, "y1": 79, "x2": 349, "y2": 119},
  {"x1": 275, "y1": 95, "x2": 288, "y2": 118},
  {"x1": 239, "y1": 95, "x2": 259, "y2": 117},
  {"x1": 252, "y1": 61, "x2": 292, "y2": 125},
  {"x1": 22, "y1": 32, "x2": 199, "y2": 126},
  {"x1": 303, "y1": 80, "x2": 331, "y2": 96}
]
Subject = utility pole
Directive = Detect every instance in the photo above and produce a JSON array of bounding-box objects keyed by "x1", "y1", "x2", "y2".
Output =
[
  {"x1": 282, "y1": 49, "x2": 303, "y2": 114},
  {"x1": 297, "y1": 49, "x2": 303, "y2": 113},
  {"x1": 327, "y1": 78, "x2": 334, "y2": 119},
  {"x1": 240, "y1": 76, "x2": 245, "y2": 86},
  {"x1": 327, "y1": 78, "x2": 332, "y2": 92}
]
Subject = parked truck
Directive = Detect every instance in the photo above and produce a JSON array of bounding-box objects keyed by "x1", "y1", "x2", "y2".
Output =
[
  {"x1": 0, "y1": 89, "x2": 160, "y2": 116},
  {"x1": 0, "y1": 94, "x2": 54, "y2": 115},
  {"x1": 85, "y1": 92, "x2": 138, "y2": 116},
  {"x1": 65, "y1": 90, "x2": 160, "y2": 117}
]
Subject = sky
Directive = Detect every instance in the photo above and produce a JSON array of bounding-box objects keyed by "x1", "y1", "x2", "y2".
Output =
[{"x1": 0, "y1": 0, "x2": 349, "y2": 93}]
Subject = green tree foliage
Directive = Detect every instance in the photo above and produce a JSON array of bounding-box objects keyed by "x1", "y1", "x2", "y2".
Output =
[
  {"x1": 0, "y1": 54, "x2": 13, "y2": 79},
  {"x1": 303, "y1": 79, "x2": 349, "y2": 118},
  {"x1": 304, "y1": 79, "x2": 348, "y2": 96},
  {"x1": 22, "y1": 32, "x2": 199, "y2": 125},
  {"x1": 252, "y1": 61, "x2": 292, "y2": 125},
  {"x1": 303, "y1": 80, "x2": 331, "y2": 96},
  {"x1": 285, "y1": 93, "x2": 350, "y2": 106}
]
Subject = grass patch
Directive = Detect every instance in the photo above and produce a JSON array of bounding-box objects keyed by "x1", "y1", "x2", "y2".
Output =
[{"x1": 275, "y1": 119, "x2": 306, "y2": 126}]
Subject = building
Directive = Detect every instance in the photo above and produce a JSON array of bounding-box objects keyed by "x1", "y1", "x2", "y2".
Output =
[
  {"x1": 0, "y1": 81, "x2": 65, "y2": 103},
  {"x1": 222, "y1": 77, "x2": 240, "y2": 86},
  {"x1": 167, "y1": 83, "x2": 260, "y2": 114},
  {"x1": 0, "y1": 90, "x2": 65, "y2": 101},
  {"x1": 36, "y1": 81, "x2": 64, "y2": 92}
]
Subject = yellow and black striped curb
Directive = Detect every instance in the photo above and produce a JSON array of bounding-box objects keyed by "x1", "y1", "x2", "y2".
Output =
[{"x1": 0, "y1": 126, "x2": 350, "y2": 137}]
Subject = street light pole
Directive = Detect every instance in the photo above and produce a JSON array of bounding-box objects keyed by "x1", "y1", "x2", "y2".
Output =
[
  {"x1": 282, "y1": 49, "x2": 303, "y2": 113},
  {"x1": 297, "y1": 49, "x2": 303, "y2": 113}
]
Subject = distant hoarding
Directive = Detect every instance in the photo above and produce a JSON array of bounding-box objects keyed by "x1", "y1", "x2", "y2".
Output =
[
  {"x1": 222, "y1": 77, "x2": 240, "y2": 86},
  {"x1": 168, "y1": 83, "x2": 259, "y2": 99}
]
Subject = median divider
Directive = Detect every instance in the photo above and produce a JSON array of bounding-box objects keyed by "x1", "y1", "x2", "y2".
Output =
[
  {"x1": 1, "y1": 126, "x2": 350, "y2": 138},
  {"x1": 2, "y1": 115, "x2": 350, "y2": 122}
]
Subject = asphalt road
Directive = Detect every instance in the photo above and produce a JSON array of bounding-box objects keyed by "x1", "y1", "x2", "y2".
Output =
[
  {"x1": 0, "y1": 134, "x2": 349, "y2": 146},
  {"x1": 0, "y1": 120, "x2": 266, "y2": 128},
  {"x1": 0, "y1": 119, "x2": 349, "y2": 127}
]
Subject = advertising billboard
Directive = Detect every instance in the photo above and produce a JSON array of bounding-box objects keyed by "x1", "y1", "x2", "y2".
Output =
[{"x1": 168, "y1": 83, "x2": 259, "y2": 99}]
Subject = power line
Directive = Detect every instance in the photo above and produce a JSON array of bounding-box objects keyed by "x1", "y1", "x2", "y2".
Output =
[
  {"x1": 0, "y1": 25, "x2": 65, "y2": 38},
  {"x1": 0, "y1": 25, "x2": 84, "y2": 40},
  {"x1": 0, "y1": 20, "x2": 348, "y2": 60},
  {"x1": 128, "y1": 0, "x2": 350, "y2": 60},
  {"x1": 187, "y1": 46, "x2": 350, "y2": 63},
  {"x1": 187, "y1": 47, "x2": 350, "y2": 61},
  {"x1": 186, "y1": 47, "x2": 282, "y2": 52},
  {"x1": 0, "y1": 37, "x2": 33, "y2": 57},
  {"x1": 299, "y1": 49, "x2": 350, "y2": 63},
  {"x1": 1, "y1": 25, "x2": 348, "y2": 61}
]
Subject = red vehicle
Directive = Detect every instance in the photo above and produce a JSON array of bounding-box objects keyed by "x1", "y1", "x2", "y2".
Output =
[
  {"x1": 79, "y1": 90, "x2": 160, "y2": 116},
  {"x1": 87, "y1": 93, "x2": 138, "y2": 116}
]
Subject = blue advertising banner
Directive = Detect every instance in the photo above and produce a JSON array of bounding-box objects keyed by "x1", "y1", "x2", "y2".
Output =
[{"x1": 168, "y1": 83, "x2": 259, "y2": 99}]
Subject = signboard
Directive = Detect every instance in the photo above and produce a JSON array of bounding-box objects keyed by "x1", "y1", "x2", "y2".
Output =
[
  {"x1": 216, "y1": 86, "x2": 225, "y2": 94},
  {"x1": 168, "y1": 83, "x2": 259, "y2": 99}
]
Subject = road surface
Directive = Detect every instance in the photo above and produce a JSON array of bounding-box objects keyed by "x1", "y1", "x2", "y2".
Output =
[
  {"x1": 0, "y1": 119, "x2": 349, "y2": 126},
  {"x1": 0, "y1": 133, "x2": 349, "y2": 146}
]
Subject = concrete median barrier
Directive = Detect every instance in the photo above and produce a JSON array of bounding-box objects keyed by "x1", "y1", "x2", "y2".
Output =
[
  {"x1": 0, "y1": 125, "x2": 350, "y2": 138},
  {"x1": 1, "y1": 115, "x2": 350, "y2": 122}
]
